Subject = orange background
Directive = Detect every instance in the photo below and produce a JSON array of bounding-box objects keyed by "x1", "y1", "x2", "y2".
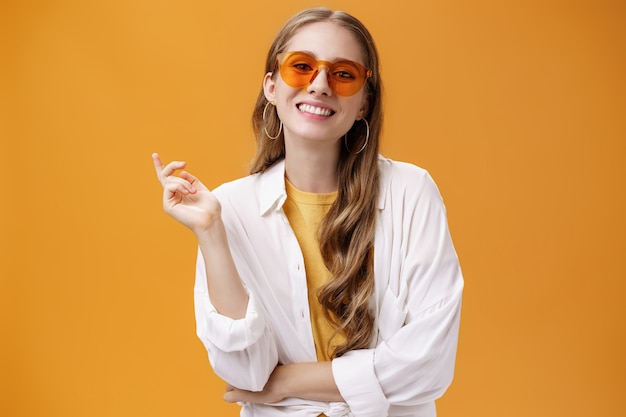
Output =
[{"x1": 1, "y1": 0, "x2": 624, "y2": 416}]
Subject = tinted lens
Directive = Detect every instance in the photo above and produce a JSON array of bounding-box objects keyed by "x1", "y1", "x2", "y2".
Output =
[
  {"x1": 278, "y1": 52, "x2": 370, "y2": 96},
  {"x1": 327, "y1": 60, "x2": 369, "y2": 96},
  {"x1": 279, "y1": 52, "x2": 318, "y2": 88}
]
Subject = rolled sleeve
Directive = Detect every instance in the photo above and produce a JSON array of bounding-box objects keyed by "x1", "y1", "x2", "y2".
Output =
[
  {"x1": 328, "y1": 160, "x2": 464, "y2": 415},
  {"x1": 194, "y1": 288, "x2": 266, "y2": 352},
  {"x1": 374, "y1": 285, "x2": 463, "y2": 405},
  {"x1": 332, "y1": 350, "x2": 390, "y2": 417},
  {"x1": 193, "y1": 247, "x2": 268, "y2": 352},
  {"x1": 193, "y1": 249, "x2": 278, "y2": 391}
]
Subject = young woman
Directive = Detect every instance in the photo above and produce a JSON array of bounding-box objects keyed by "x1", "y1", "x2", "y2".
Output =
[{"x1": 152, "y1": 7, "x2": 463, "y2": 417}]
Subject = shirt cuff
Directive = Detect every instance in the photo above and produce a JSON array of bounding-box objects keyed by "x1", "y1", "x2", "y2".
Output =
[
  {"x1": 195, "y1": 290, "x2": 266, "y2": 353},
  {"x1": 332, "y1": 349, "x2": 390, "y2": 417}
]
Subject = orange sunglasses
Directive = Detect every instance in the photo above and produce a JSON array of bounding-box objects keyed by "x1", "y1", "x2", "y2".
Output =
[{"x1": 277, "y1": 51, "x2": 372, "y2": 97}]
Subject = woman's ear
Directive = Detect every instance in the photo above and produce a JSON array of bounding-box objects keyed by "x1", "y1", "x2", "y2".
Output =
[{"x1": 263, "y1": 72, "x2": 276, "y2": 102}]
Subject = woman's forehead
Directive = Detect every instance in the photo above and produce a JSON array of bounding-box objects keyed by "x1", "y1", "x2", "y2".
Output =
[{"x1": 285, "y1": 21, "x2": 365, "y2": 65}]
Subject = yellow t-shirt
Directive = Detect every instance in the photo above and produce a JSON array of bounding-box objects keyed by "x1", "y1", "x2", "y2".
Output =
[{"x1": 283, "y1": 179, "x2": 346, "y2": 361}]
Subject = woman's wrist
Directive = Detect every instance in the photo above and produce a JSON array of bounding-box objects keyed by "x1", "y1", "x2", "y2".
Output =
[
  {"x1": 266, "y1": 365, "x2": 291, "y2": 400},
  {"x1": 274, "y1": 364, "x2": 299, "y2": 399},
  {"x1": 195, "y1": 216, "x2": 227, "y2": 246}
]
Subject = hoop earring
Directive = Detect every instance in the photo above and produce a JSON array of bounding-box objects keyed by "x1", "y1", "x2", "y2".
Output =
[
  {"x1": 344, "y1": 118, "x2": 370, "y2": 154},
  {"x1": 263, "y1": 101, "x2": 283, "y2": 140}
]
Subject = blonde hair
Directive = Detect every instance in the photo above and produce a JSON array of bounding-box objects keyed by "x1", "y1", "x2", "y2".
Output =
[{"x1": 250, "y1": 7, "x2": 383, "y2": 358}]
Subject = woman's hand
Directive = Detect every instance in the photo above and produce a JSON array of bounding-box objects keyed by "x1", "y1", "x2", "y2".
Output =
[
  {"x1": 152, "y1": 153, "x2": 221, "y2": 235},
  {"x1": 223, "y1": 366, "x2": 287, "y2": 404},
  {"x1": 224, "y1": 383, "x2": 286, "y2": 404}
]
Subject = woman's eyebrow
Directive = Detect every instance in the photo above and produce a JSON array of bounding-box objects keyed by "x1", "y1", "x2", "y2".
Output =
[{"x1": 292, "y1": 50, "x2": 361, "y2": 64}]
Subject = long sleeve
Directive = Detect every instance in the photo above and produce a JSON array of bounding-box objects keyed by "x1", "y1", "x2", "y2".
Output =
[
  {"x1": 332, "y1": 162, "x2": 464, "y2": 417},
  {"x1": 191, "y1": 161, "x2": 317, "y2": 395},
  {"x1": 194, "y1": 248, "x2": 279, "y2": 391}
]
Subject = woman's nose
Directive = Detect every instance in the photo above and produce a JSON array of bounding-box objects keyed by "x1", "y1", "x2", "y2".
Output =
[{"x1": 307, "y1": 67, "x2": 332, "y2": 96}]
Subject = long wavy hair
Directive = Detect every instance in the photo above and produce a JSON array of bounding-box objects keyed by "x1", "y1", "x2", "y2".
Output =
[{"x1": 250, "y1": 7, "x2": 383, "y2": 358}]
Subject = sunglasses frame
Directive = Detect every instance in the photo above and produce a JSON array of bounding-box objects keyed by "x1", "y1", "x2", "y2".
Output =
[{"x1": 276, "y1": 51, "x2": 372, "y2": 96}]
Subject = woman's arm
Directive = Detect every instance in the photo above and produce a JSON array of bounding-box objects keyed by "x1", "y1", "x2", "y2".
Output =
[
  {"x1": 223, "y1": 362, "x2": 343, "y2": 404},
  {"x1": 195, "y1": 218, "x2": 248, "y2": 318},
  {"x1": 330, "y1": 169, "x2": 464, "y2": 416},
  {"x1": 154, "y1": 153, "x2": 278, "y2": 391},
  {"x1": 152, "y1": 153, "x2": 248, "y2": 318}
]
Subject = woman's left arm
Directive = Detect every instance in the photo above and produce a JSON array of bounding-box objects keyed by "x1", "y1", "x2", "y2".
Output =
[
  {"x1": 223, "y1": 361, "x2": 342, "y2": 404},
  {"x1": 331, "y1": 169, "x2": 464, "y2": 416}
]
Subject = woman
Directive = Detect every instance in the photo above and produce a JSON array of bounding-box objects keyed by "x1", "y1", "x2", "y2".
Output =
[{"x1": 152, "y1": 7, "x2": 463, "y2": 417}]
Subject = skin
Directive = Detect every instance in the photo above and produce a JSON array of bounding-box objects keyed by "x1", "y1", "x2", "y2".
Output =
[
  {"x1": 264, "y1": 21, "x2": 369, "y2": 193},
  {"x1": 152, "y1": 21, "x2": 370, "y2": 405}
]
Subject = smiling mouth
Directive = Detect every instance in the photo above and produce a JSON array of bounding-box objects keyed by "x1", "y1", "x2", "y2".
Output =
[{"x1": 297, "y1": 103, "x2": 334, "y2": 117}]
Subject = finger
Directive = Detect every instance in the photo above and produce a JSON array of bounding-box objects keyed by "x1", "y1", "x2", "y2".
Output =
[
  {"x1": 153, "y1": 153, "x2": 188, "y2": 184},
  {"x1": 151, "y1": 153, "x2": 163, "y2": 173},
  {"x1": 163, "y1": 176, "x2": 195, "y2": 196},
  {"x1": 151, "y1": 153, "x2": 170, "y2": 184},
  {"x1": 160, "y1": 160, "x2": 187, "y2": 180},
  {"x1": 223, "y1": 389, "x2": 246, "y2": 403},
  {"x1": 179, "y1": 171, "x2": 206, "y2": 192},
  {"x1": 152, "y1": 153, "x2": 163, "y2": 183}
]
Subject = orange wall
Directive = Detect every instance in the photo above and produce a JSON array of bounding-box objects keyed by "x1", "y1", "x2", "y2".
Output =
[{"x1": 1, "y1": 1, "x2": 624, "y2": 416}]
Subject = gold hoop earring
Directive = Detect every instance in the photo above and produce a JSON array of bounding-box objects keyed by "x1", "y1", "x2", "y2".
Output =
[
  {"x1": 344, "y1": 118, "x2": 370, "y2": 154},
  {"x1": 263, "y1": 101, "x2": 282, "y2": 140}
]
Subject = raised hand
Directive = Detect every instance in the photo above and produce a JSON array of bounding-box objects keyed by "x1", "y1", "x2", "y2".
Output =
[{"x1": 152, "y1": 153, "x2": 222, "y2": 235}]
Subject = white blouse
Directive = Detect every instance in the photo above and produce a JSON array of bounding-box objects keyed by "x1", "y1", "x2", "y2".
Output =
[{"x1": 194, "y1": 156, "x2": 464, "y2": 417}]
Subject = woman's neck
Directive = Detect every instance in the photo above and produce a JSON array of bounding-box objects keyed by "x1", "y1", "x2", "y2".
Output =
[{"x1": 284, "y1": 142, "x2": 340, "y2": 193}]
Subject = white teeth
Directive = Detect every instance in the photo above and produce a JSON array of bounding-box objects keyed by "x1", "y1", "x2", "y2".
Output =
[{"x1": 298, "y1": 104, "x2": 332, "y2": 116}]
